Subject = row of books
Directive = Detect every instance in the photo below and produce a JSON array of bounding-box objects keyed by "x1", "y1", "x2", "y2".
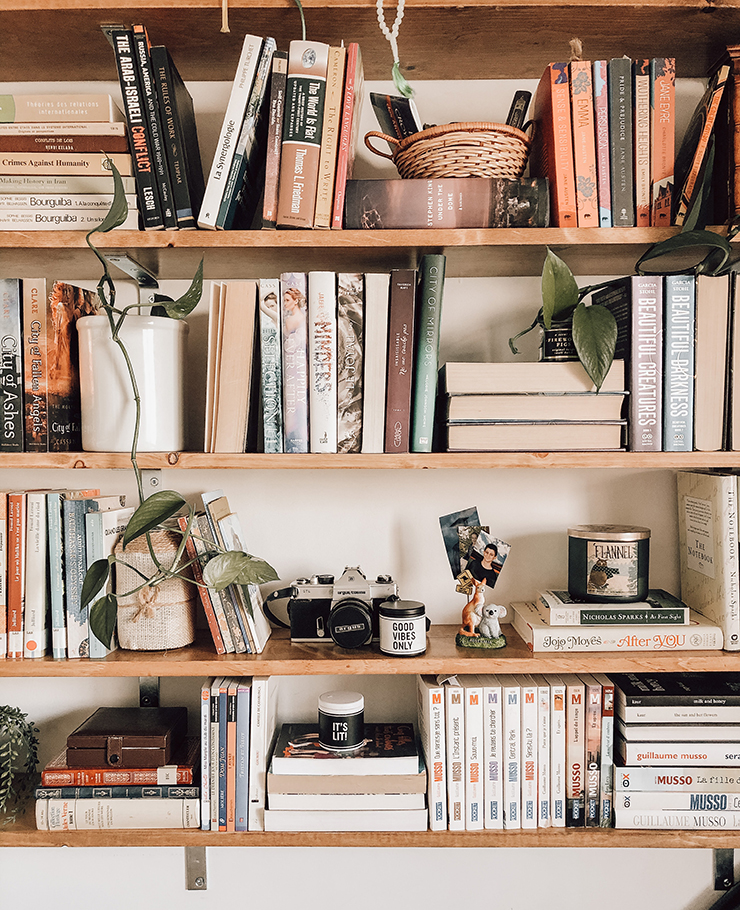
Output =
[
  {"x1": 197, "y1": 34, "x2": 363, "y2": 231},
  {"x1": 0, "y1": 92, "x2": 138, "y2": 231},
  {"x1": 609, "y1": 672, "x2": 740, "y2": 829},
  {"x1": 107, "y1": 25, "x2": 205, "y2": 230},
  {"x1": 529, "y1": 57, "x2": 675, "y2": 228},
  {"x1": 417, "y1": 673, "x2": 615, "y2": 830},
  {"x1": 206, "y1": 255, "x2": 446, "y2": 455}
]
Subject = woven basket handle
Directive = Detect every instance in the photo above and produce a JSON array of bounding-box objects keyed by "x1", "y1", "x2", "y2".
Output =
[{"x1": 364, "y1": 130, "x2": 399, "y2": 161}]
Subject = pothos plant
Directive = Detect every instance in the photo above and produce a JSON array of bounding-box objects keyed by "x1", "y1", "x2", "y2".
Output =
[
  {"x1": 0, "y1": 706, "x2": 39, "y2": 824},
  {"x1": 80, "y1": 162, "x2": 278, "y2": 649}
]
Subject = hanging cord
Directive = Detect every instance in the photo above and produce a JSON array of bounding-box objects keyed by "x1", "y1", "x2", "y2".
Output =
[
  {"x1": 294, "y1": 0, "x2": 306, "y2": 40},
  {"x1": 376, "y1": 0, "x2": 414, "y2": 98},
  {"x1": 569, "y1": 37, "x2": 583, "y2": 61},
  {"x1": 221, "y1": 0, "x2": 229, "y2": 33}
]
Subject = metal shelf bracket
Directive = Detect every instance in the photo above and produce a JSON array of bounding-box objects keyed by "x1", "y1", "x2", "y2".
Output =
[
  {"x1": 714, "y1": 849, "x2": 735, "y2": 891},
  {"x1": 138, "y1": 677, "x2": 160, "y2": 708},
  {"x1": 185, "y1": 846, "x2": 207, "y2": 890}
]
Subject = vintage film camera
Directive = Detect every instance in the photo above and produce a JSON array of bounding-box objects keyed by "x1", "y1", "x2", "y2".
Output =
[{"x1": 263, "y1": 566, "x2": 398, "y2": 649}]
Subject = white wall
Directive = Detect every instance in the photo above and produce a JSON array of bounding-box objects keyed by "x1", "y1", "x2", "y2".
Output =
[{"x1": 0, "y1": 67, "x2": 731, "y2": 910}]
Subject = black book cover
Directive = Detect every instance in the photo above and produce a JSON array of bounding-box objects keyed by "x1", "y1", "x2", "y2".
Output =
[
  {"x1": 109, "y1": 27, "x2": 164, "y2": 230},
  {"x1": 150, "y1": 44, "x2": 205, "y2": 230}
]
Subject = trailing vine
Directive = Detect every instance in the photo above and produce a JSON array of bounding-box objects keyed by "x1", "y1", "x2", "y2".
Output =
[{"x1": 0, "y1": 706, "x2": 39, "y2": 825}]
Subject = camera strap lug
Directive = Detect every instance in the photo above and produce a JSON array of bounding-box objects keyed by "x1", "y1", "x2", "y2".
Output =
[{"x1": 262, "y1": 586, "x2": 295, "y2": 629}]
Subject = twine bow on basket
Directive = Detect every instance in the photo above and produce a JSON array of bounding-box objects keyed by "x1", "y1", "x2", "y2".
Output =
[{"x1": 133, "y1": 584, "x2": 160, "y2": 622}]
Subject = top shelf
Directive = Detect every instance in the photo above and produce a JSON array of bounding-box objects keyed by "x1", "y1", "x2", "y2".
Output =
[{"x1": 2, "y1": 0, "x2": 740, "y2": 82}]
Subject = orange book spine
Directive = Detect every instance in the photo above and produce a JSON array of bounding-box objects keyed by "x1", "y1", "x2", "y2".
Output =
[
  {"x1": 6, "y1": 492, "x2": 24, "y2": 658},
  {"x1": 650, "y1": 57, "x2": 676, "y2": 226},
  {"x1": 569, "y1": 60, "x2": 599, "y2": 227}
]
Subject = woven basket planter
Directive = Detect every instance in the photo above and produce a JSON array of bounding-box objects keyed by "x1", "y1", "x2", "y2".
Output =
[
  {"x1": 364, "y1": 121, "x2": 531, "y2": 180},
  {"x1": 114, "y1": 529, "x2": 197, "y2": 651}
]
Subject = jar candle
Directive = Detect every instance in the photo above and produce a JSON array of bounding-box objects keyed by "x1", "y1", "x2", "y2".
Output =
[
  {"x1": 318, "y1": 691, "x2": 365, "y2": 752},
  {"x1": 378, "y1": 600, "x2": 428, "y2": 656},
  {"x1": 568, "y1": 524, "x2": 650, "y2": 603}
]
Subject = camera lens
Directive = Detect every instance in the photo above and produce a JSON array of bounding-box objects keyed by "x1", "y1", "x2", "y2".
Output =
[{"x1": 327, "y1": 598, "x2": 373, "y2": 649}]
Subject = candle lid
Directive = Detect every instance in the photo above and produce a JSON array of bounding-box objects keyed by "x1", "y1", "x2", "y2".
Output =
[
  {"x1": 568, "y1": 524, "x2": 651, "y2": 541},
  {"x1": 318, "y1": 691, "x2": 364, "y2": 715}
]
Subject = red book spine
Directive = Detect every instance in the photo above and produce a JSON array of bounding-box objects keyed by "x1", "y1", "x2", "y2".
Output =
[
  {"x1": 177, "y1": 515, "x2": 226, "y2": 654},
  {"x1": 331, "y1": 42, "x2": 363, "y2": 229},
  {"x1": 384, "y1": 269, "x2": 417, "y2": 454},
  {"x1": 0, "y1": 134, "x2": 129, "y2": 153}
]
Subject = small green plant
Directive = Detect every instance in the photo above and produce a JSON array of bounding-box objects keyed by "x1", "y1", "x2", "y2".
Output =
[
  {"x1": 0, "y1": 706, "x2": 39, "y2": 824},
  {"x1": 81, "y1": 162, "x2": 277, "y2": 649},
  {"x1": 509, "y1": 247, "x2": 618, "y2": 391}
]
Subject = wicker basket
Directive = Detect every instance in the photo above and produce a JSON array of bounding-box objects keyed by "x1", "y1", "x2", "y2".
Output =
[{"x1": 364, "y1": 121, "x2": 531, "y2": 180}]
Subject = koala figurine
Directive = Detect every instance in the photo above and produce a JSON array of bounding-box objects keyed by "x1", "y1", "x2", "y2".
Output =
[{"x1": 478, "y1": 603, "x2": 507, "y2": 639}]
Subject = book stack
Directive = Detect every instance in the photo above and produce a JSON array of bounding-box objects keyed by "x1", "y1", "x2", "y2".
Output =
[
  {"x1": 2, "y1": 488, "x2": 130, "y2": 662},
  {"x1": 510, "y1": 597, "x2": 723, "y2": 653},
  {"x1": 610, "y1": 672, "x2": 740, "y2": 829},
  {"x1": 35, "y1": 707, "x2": 200, "y2": 831},
  {"x1": 207, "y1": 254, "x2": 446, "y2": 455},
  {"x1": 0, "y1": 92, "x2": 138, "y2": 230},
  {"x1": 529, "y1": 57, "x2": 676, "y2": 227},
  {"x1": 263, "y1": 722, "x2": 427, "y2": 831},
  {"x1": 199, "y1": 676, "x2": 280, "y2": 831},
  {"x1": 180, "y1": 490, "x2": 273, "y2": 655},
  {"x1": 417, "y1": 673, "x2": 615, "y2": 830},
  {"x1": 439, "y1": 359, "x2": 628, "y2": 452},
  {"x1": 107, "y1": 24, "x2": 205, "y2": 230}
]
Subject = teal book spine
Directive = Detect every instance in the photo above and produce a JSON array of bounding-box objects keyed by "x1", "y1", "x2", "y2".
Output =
[{"x1": 411, "y1": 254, "x2": 446, "y2": 452}]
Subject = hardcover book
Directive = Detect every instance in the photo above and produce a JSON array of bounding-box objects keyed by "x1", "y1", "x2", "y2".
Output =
[
  {"x1": 331, "y1": 42, "x2": 364, "y2": 229},
  {"x1": 0, "y1": 494, "x2": 6, "y2": 658},
  {"x1": 258, "y1": 277, "x2": 284, "y2": 453},
  {"x1": 248, "y1": 676, "x2": 280, "y2": 831},
  {"x1": 629, "y1": 274, "x2": 663, "y2": 452},
  {"x1": 0, "y1": 278, "x2": 23, "y2": 452},
  {"x1": 280, "y1": 272, "x2": 309, "y2": 453},
  {"x1": 569, "y1": 59, "x2": 599, "y2": 227},
  {"x1": 384, "y1": 269, "x2": 417, "y2": 454},
  {"x1": 528, "y1": 62, "x2": 576, "y2": 226},
  {"x1": 663, "y1": 274, "x2": 695, "y2": 452},
  {"x1": 445, "y1": 392, "x2": 626, "y2": 423},
  {"x1": 6, "y1": 492, "x2": 25, "y2": 658},
  {"x1": 0, "y1": 129, "x2": 128, "y2": 153},
  {"x1": 611, "y1": 671, "x2": 740, "y2": 722},
  {"x1": 440, "y1": 359, "x2": 626, "y2": 394},
  {"x1": 263, "y1": 807, "x2": 427, "y2": 832},
  {"x1": 22, "y1": 278, "x2": 48, "y2": 452},
  {"x1": 608, "y1": 56, "x2": 635, "y2": 226},
  {"x1": 179, "y1": 516, "x2": 228, "y2": 654},
  {"x1": 261, "y1": 50, "x2": 288, "y2": 229},
  {"x1": 86, "y1": 504, "x2": 133, "y2": 658},
  {"x1": 344, "y1": 177, "x2": 550, "y2": 230},
  {"x1": 633, "y1": 59, "x2": 651, "y2": 227},
  {"x1": 592, "y1": 60, "x2": 612, "y2": 227},
  {"x1": 411, "y1": 254, "x2": 446, "y2": 453},
  {"x1": 36, "y1": 797, "x2": 200, "y2": 830},
  {"x1": 313, "y1": 45, "x2": 346, "y2": 229},
  {"x1": 271, "y1": 723, "x2": 419, "y2": 775},
  {"x1": 0, "y1": 152, "x2": 133, "y2": 177},
  {"x1": 536, "y1": 588, "x2": 691, "y2": 625},
  {"x1": 360, "y1": 272, "x2": 391, "y2": 453},
  {"x1": 693, "y1": 274, "x2": 730, "y2": 452},
  {"x1": 307, "y1": 270, "x2": 338, "y2": 453},
  {"x1": 615, "y1": 766, "x2": 740, "y2": 790},
  {"x1": 276, "y1": 40, "x2": 330, "y2": 228},
  {"x1": 650, "y1": 57, "x2": 676, "y2": 226},
  {"x1": 445, "y1": 420, "x2": 625, "y2": 453},
  {"x1": 0, "y1": 93, "x2": 124, "y2": 122},
  {"x1": 22, "y1": 490, "x2": 48, "y2": 658},
  {"x1": 336, "y1": 272, "x2": 363, "y2": 453}
]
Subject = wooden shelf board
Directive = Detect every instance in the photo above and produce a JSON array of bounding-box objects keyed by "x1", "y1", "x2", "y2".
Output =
[
  {"x1": 3, "y1": 451, "x2": 740, "y2": 470},
  {"x1": 5, "y1": 810, "x2": 740, "y2": 847},
  {"x1": 3, "y1": 626, "x2": 739, "y2": 677},
  {"x1": 2, "y1": 1, "x2": 740, "y2": 80}
]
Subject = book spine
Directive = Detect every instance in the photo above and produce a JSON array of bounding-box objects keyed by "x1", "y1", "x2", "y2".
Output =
[
  {"x1": 464, "y1": 681, "x2": 484, "y2": 830},
  {"x1": 38, "y1": 798, "x2": 200, "y2": 829},
  {"x1": 216, "y1": 38, "x2": 276, "y2": 230},
  {"x1": 597, "y1": 676, "x2": 615, "y2": 827},
  {"x1": 23, "y1": 491, "x2": 47, "y2": 658},
  {"x1": 592, "y1": 61, "x2": 612, "y2": 227},
  {"x1": 218, "y1": 677, "x2": 228, "y2": 830},
  {"x1": 209, "y1": 678, "x2": 221, "y2": 829},
  {"x1": 582, "y1": 677, "x2": 602, "y2": 826},
  {"x1": 415, "y1": 675, "x2": 447, "y2": 831},
  {"x1": 615, "y1": 738, "x2": 740, "y2": 766},
  {"x1": 41, "y1": 765, "x2": 195, "y2": 786},
  {"x1": 650, "y1": 57, "x2": 676, "y2": 226},
  {"x1": 633, "y1": 59, "x2": 652, "y2": 227},
  {"x1": 616, "y1": 791, "x2": 740, "y2": 811},
  {"x1": 22, "y1": 278, "x2": 48, "y2": 452},
  {"x1": 564, "y1": 677, "x2": 586, "y2": 827},
  {"x1": 132, "y1": 24, "x2": 177, "y2": 229},
  {"x1": 6, "y1": 492, "x2": 24, "y2": 658},
  {"x1": 248, "y1": 676, "x2": 279, "y2": 831},
  {"x1": 336, "y1": 272, "x2": 364, "y2": 453},
  {"x1": 0, "y1": 208, "x2": 139, "y2": 230},
  {"x1": 0, "y1": 279, "x2": 24, "y2": 452},
  {"x1": 482, "y1": 680, "x2": 504, "y2": 829},
  {"x1": 331, "y1": 43, "x2": 363, "y2": 229},
  {"x1": 198, "y1": 35, "x2": 263, "y2": 229},
  {"x1": 0, "y1": 193, "x2": 136, "y2": 210},
  {"x1": 361, "y1": 272, "x2": 390, "y2": 453},
  {"x1": 200, "y1": 678, "x2": 212, "y2": 830},
  {"x1": 629, "y1": 274, "x2": 663, "y2": 451},
  {"x1": 384, "y1": 269, "x2": 417, "y2": 454},
  {"x1": 35, "y1": 785, "x2": 200, "y2": 799},
  {"x1": 195, "y1": 514, "x2": 245, "y2": 652},
  {"x1": 0, "y1": 134, "x2": 129, "y2": 153},
  {"x1": 544, "y1": 605, "x2": 690, "y2": 625},
  {"x1": 280, "y1": 272, "x2": 309, "y2": 453},
  {"x1": 261, "y1": 50, "x2": 288, "y2": 229},
  {"x1": 313, "y1": 45, "x2": 346, "y2": 228},
  {"x1": 445, "y1": 684, "x2": 465, "y2": 830},
  {"x1": 608, "y1": 56, "x2": 635, "y2": 226},
  {"x1": 258, "y1": 277, "x2": 284, "y2": 453},
  {"x1": 62, "y1": 499, "x2": 88, "y2": 659},
  {"x1": 569, "y1": 59, "x2": 599, "y2": 227},
  {"x1": 615, "y1": 766, "x2": 740, "y2": 791},
  {"x1": 0, "y1": 152, "x2": 133, "y2": 176},
  {"x1": 536, "y1": 680, "x2": 551, "y2": 828},
  {"x1": 307, "y1": 270, "x2": 338, "y2": 453},
  {"x1": 614, "y1": 808, "x2": 740, "y2": 829},
  {"x1": 178, "y1": 515, "x2": 227, "y2": 654},
  {"x1": 276, "y1": 40, "x2": 329, "y2": 228},
  {"x1": 519, "y1": 678, "x2": 538, "y2": 829},
  {"x1": 0, "y1": 94, "x2": 122, "y2": 122},
  {"x1": 226, "y1": 679, "x2": 237, "y2": 831},
  {"x1": 109, "y1": 28, "x2": 163, "y2": 229},
  {"x1": 411, "y1": 254, "x2": 446, "y2": 452},
  {"x1": 0, "y1": 174, "x2": 137, "y2": 193},
  {"x1": 502, "y1": 680, "x2": 521, "y2": 829},
  {"x1": 548, "y1": 676, "x2": 567, "y2": 827},
  {"x1": 0, "y1": 494, "x2": 6, "y2": 658},
  {"x1": 662, "y1": 274, "x2": 695, "y2": 452},
  {"x1": 235, "y1": 678, "x2": 251, "y2": 831}
]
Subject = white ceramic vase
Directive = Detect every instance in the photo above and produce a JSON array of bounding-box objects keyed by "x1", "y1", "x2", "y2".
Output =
[{"x1": 77, "y1": 314, "x2": 189, "y2": 452}]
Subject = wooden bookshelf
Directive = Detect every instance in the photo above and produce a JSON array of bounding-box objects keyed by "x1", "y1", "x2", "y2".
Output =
[{"x1": 1, "y1": 625, "x2": 737, "y2": 677}]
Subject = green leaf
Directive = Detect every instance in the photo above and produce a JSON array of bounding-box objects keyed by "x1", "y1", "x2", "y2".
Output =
[
  {"x1": 572, "y1": 302, "x2": 617, "y2": 391},
  {"x1": 81, "y1": 558, "x2": 110, "y2": 610},
  {"x1": 95, "y1": 160, "x2": 130, "y2": 233},
  {"x1": 122, "y1": 490, "x2": 187, "y2": 547},
  {"x1": 89, "y1": 593, "x2": 118, "y2": 649},
  {"x1": 157, "y1": 259, "x2": 204, "y2": 319},
  {"x1": 636, "y1": 229, "x2": 731, "y2": 276},
  {"x1": 541, "y1": 248, "x2": 579, "y2": 329},
  {"x1": 202, "y1": 552, "x2": 278, "y2": 591}
]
